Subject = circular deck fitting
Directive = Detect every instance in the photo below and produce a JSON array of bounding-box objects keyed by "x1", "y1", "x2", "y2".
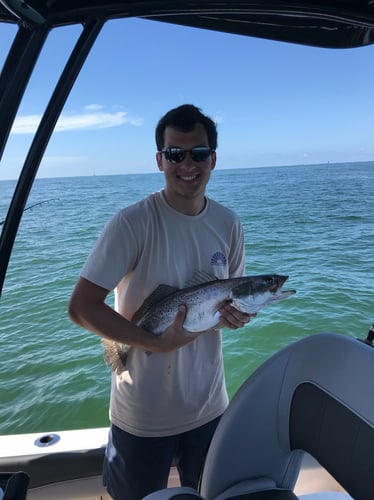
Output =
[{"x1": 34, "y1": 433, "x2": 61, "y2": 447}]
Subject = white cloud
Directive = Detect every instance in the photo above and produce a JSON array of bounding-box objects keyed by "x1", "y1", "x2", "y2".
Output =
[
  {"x1": 55, "y1": 111, "x2": 128, "y2": 131},
  {"x1": 84, "y1": 104, "x2": 104, "y2": 111},
  {"x1": 12, "y1": 114, "x2": 42, "y2": 134},
  {"x1": 11, "y1": 107, "x2": 143, "y2": 134}
]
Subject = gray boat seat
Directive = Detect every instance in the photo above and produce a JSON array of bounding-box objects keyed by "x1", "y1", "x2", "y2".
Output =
[
  {"x1": 144, "y1": 333, "x2": 374, "y2": 500},
  {"x1": 144, "y1": 487, "x2": 298, "y2": 499},
  {"x1": 144, "y1": 490, "x2": 349, "y2": 500},
  {"x1": 0, "y1": 471, "x2": 30, "y2": 500}
]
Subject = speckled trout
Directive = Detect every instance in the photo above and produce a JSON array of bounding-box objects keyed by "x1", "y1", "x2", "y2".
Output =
[{"x1": 103, "y1": 273, "x2": 295, "y2": 373}]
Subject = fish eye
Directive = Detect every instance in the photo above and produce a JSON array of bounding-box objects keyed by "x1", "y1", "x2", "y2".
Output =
[{"x1": 264, "y1": 276, "x2": 275, "y2": 285}]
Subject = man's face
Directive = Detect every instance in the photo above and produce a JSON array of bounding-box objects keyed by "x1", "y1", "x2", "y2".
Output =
[{"x1": 156, "y1": 123, "x2": 216, "y2": 213}]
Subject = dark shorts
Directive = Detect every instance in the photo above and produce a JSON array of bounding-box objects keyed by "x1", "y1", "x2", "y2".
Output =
[{"x1": 103, "y1": 416, "x2": 221, "y2": 500}]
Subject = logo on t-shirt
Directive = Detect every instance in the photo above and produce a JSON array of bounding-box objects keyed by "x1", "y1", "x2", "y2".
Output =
[
  {"x1": 210, "y1": 251, "x2": 227, "y2": 266},
  {"x1": 210, "y1": 252, "x2": 227, "y2": 279}
]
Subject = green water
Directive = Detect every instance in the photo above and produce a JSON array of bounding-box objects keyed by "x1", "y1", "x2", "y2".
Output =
[{"x1": 1, "y1": 162, "x2": 373, "y2": 434}]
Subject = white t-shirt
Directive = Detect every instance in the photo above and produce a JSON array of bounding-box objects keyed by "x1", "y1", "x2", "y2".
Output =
[{"x1": 81, "y1": 190, "x2": 245, "y2": 437}]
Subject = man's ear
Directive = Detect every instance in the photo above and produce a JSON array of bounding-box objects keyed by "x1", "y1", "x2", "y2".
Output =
[
  {"x1": 156, "y1": 152, "x2": 164, "y2": 171},
  {"x1": 210, "y1": 150, "x2": 217, "y2": 170}
]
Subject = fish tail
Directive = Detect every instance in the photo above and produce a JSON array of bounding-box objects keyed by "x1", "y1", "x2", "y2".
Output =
[{"x1": 102, "y1": 339, "x2": 128, "y2": 374}]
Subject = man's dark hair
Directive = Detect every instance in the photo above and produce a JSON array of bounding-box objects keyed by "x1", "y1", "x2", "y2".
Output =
[{"x1": 155, "y1": 104, "x2": 218, "y2": 151}]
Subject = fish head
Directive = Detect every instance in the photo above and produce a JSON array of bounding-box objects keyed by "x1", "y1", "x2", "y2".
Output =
[{"x1": 231, "y1": 274, "x2": 296, "y2": 313}]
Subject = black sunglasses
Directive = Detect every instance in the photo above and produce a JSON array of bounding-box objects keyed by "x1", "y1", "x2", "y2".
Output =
[{"x1": 159, "y1": 146, "x2": 213, "y2": 163}]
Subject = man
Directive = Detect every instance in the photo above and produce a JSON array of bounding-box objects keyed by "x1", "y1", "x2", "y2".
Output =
[{"x1": 68, "y1": 104, "x2": 253, "y2": 499}]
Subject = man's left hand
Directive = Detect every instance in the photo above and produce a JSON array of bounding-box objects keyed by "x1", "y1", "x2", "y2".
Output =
[{"x1": 218, "y1": 303, "x2": 256, "y2": 330}]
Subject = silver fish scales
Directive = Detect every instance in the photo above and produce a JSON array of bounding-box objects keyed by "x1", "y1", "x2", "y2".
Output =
[{"x1": 103, "y1": 274, "x2": 295, "y2": 373}]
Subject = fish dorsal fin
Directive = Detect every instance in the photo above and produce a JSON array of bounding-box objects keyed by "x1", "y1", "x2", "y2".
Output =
[
  {"x1": 184, "y1": 271, "x2": 218, "y2": 288},
  {"x1": 131, "y1": 284, "x2": 179, "y2": 324}
]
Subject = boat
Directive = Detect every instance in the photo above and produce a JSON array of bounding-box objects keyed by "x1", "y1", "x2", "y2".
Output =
[{"x1": 0, "y1": 1, "x2": 373, "y2": 499}]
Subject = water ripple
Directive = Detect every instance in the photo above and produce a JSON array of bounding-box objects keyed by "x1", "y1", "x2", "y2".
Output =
[{"x1": 1, "y1": 162, "x2": 373, "y2": 433}]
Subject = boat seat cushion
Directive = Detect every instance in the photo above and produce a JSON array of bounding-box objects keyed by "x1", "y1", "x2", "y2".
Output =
[
  {"x1": 219, "y1": 489, "x2": 298, "y2": 499},
  {"x1": 290, "y1": 382, "x2": 374, "y2": 499},
  {"x1": 165, "y1": 495, "x2": 203, "y2": 500},
  {"x1": 144, "y1": 488, "x2": 298, "y2": 500},
  {"x1": 0, "y1": 471, "x2": 30, "y2": 500},
  {"x1": 143, "y1": 486, "x2": 203, "y2": 499},
  {"x1": 299, "y1": 493, "x2": 352, "y2": 499}
]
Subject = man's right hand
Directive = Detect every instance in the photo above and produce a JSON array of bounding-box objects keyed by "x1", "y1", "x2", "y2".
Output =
[
  {"x1": 154, "y1": 304, "x2": 207, "y2": 353},
  {"x1": 69, "y1": 278, "x2": 208, "y2": 354}
]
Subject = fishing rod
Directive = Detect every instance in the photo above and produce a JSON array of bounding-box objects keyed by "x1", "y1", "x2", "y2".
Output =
[{"x1": 0, "y1": 198, "x2": 58, "y2": 226}]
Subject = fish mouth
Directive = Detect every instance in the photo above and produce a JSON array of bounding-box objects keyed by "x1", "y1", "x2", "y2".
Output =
[
  {"x1": 268, "y1": 274, "x2": 288, "y2": 293},
  {"x1": 272, "y1": 276, "x2": 296, "y2": 298},
  {"x1": 278, "y1": 275, "x2": 288, "y2": 286},
  {"x1": 277, "y1": 289, "x2": 296, "y2": 297},
  {"x1": 273, "y1": 287, "x2": 297, "y2": 300}
]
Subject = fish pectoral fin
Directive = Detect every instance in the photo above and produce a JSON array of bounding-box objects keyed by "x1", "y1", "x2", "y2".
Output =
[
  {"x1": 212, "y1": 310, "x2": 221, "y2": 324},
  {"x1": 131, "y1": 284, "x2": 179, "y2": 323}
]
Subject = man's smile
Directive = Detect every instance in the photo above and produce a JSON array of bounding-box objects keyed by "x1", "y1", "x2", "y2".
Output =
[{"x1": 177, "y1": 174, "x2": 199, "y2": 181}]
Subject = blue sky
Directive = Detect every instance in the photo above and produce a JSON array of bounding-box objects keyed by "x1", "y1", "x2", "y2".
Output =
[{"x1": 1, "y1": 17, "x2": 374, "y2": 180}]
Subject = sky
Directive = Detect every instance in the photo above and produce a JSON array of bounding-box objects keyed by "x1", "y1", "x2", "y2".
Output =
[{"x1": 1, "y1": 16, "x2": 374, "y2": 180}]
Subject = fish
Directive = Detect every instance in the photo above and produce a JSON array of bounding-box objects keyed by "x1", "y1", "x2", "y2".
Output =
[{"x1": 103, "y1": 273, "x2": 296, "y2": 373}]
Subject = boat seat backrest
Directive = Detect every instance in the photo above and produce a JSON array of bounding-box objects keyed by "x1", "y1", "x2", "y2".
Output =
[
  {"x1": 290, "y1": 382, "x2": 374, "y2": 499},
  {"x1": 199, "y1": 333, "x2": 374, "y2": 500},
  {"x1": 0, "y1": 471, "x2": 29, "y2": 500}
]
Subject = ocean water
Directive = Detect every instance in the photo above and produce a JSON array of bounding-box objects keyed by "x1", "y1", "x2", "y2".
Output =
[{"x1": 1, "y1": 162, "x2": 373, "y2": 435}]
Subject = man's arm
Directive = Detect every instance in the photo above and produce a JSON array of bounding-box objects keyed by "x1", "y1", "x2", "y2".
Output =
[{"x1": 68, "y1": 277, "x2": 202, "y2": 353}]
